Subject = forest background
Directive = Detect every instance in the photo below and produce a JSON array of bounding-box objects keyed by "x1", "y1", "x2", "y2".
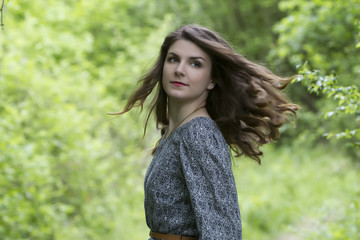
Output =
[{"x1": 0, "y1": 0, "x2": 359, "y2": 239}]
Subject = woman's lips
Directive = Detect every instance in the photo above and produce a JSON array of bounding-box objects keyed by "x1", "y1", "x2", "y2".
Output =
[{"x1": 171, "y1": 81, "x2": 188, "y2": 86}]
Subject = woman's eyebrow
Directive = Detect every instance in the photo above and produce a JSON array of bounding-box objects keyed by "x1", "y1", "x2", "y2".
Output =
[
  {"x1": 167, "y1": 52, "x2": 178, "y2": 56},
  {"x1": 167, "y1": 52, "x2": 207, "y2": 62}
]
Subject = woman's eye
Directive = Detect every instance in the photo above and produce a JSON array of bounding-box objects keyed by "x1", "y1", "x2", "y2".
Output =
[
  {"x1": 191, "y1": 61, "x2": 201, "y2": 68},
  {"x1": 168, "y1": 57, "x2": 178, "y2": 63}
]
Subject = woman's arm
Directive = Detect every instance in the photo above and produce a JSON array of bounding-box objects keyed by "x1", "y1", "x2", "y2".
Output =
[{"x1": 180, "y1": 120, "x2": 242, "y2": 240}]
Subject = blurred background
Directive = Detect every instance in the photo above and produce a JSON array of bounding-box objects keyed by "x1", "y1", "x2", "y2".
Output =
[{"x1": 0, "y1": 0, "x2": 359, "y2": 239}]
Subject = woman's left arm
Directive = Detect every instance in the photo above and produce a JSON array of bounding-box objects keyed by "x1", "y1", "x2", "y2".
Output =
[{"x1": 180, "y1": 126, "x2": 242, "y2": 240}]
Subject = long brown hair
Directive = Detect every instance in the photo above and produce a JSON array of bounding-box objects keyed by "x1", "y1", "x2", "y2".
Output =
[{"x1": 114, "y1": 24, "x2": 299, "y2": 163}]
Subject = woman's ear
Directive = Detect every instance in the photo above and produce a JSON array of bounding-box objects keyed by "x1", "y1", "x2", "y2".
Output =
[{"x1": 207, "y1": 79, "x2": 216, "y2": 90}]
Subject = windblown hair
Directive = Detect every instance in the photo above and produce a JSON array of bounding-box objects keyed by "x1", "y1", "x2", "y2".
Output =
[{"x1": 115, "y1": 24, "x2": 299, "y2": 163}]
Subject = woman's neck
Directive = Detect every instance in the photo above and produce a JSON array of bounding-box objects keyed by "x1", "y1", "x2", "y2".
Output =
[{"x1": 167, "y1": 100, "x2": 209, "y2": 137}]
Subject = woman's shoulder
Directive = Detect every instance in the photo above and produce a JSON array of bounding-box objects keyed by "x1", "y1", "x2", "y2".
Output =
[
  {"x1": 176, "y1": 117, "x2": 232, "y2": 167},
  {"x1": 176, "y1": 116, "x2": 226, "y2": 145},
  {"x1": 179, "y1": 116, "x2": 216, "y2": 133}
]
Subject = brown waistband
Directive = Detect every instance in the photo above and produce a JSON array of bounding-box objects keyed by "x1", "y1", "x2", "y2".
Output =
[{"x1": 150, "y1": 231, "x2": 198, "y2": 240}]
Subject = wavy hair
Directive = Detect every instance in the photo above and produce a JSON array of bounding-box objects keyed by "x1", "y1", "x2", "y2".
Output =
[{"x1": 114, "y1": 24, "x2": 299, "y2": 163}]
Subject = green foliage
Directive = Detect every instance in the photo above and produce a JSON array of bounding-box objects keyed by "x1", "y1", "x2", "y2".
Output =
[
  {"x1": 270, "y1": 0, "x2": 360, "y2": 157},
  {"x1": 272, "y1": 0, "x2": 360, "y2": 81},
  {"x1": 0, "y1": 0, "x2": 171, "y2": 239},
  {"x1": 1, "y1": 0, "x2": 359, "y2": 239},
  {"x1": 295, "y1": 66, "x2": 359, "y2": 146}
]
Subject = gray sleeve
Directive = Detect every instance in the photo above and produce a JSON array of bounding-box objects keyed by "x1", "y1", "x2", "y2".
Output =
[{"x1": 179, "y1": 123, "x2": 242, "y2": 240}]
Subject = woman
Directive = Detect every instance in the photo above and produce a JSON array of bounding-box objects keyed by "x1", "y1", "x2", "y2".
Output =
[{"x1": 115, "y1": 24, "x2": 299, "y2": 240}]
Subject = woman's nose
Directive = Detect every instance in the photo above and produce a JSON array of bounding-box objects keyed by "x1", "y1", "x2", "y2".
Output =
[{"x1": 175, "y1": 63, "x2": 185, "y2": 76}]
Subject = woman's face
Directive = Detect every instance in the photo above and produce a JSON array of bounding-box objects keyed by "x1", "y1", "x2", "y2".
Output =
[{"x1": 162, "y1": 39, "x2": 214, "y2": 105}]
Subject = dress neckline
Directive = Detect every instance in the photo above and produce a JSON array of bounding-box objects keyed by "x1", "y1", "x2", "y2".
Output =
[{"x1": 163, "y1": 116, "x2": 213, "y2": 141}]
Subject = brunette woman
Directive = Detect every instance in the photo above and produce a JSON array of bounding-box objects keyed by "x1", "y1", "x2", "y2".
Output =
[{"x1": 115, "y1": 24, "x2": 299, "y2": 240}]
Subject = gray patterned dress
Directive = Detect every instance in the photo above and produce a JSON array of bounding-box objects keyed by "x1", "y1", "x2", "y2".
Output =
[{"x1": 145, "y1": 117, "x2": 242, "y2": 240}]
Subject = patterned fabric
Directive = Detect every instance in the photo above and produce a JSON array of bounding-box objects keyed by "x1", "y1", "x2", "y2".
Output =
[{"x1": 144, "y1": 117, "x2": 242, "y2": 240}]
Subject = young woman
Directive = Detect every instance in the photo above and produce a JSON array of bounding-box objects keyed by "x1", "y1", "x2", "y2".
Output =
[{"x1": 116, "y1": 24, "x2": 299, "y2": 240}]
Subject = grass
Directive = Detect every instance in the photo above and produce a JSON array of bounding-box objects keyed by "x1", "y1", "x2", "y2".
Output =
[{"x1": 235, "y1": 144, "x2": 359, "y2": 240}]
